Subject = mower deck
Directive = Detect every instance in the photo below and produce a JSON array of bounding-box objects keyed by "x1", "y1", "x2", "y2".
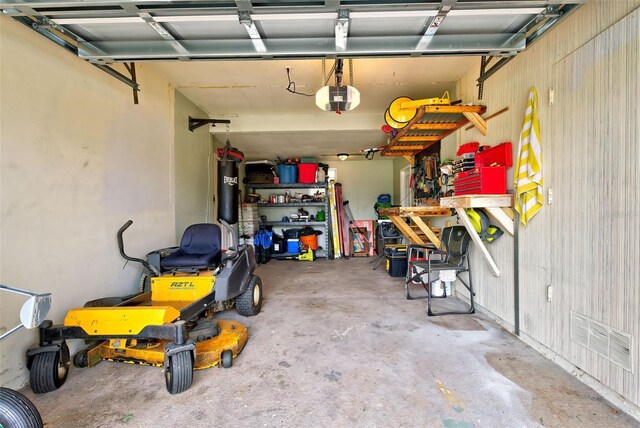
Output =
[{"x1": 86, "y1": 319, "x2": 248, "y2": 369}]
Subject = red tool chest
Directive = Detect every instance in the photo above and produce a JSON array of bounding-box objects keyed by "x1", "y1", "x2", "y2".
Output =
[
  {"x1": 454, "y1": 167, "x2": 506, "y2": 195},
  {"x1": 453, "y1": 142, "x2": 511, "y2": 195}
]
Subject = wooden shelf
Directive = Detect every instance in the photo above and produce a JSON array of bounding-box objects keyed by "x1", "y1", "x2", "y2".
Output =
[
  {"x1": 440, "y1": 194, "x2": 514, "y2": 277},
  {"x1": 440, "y1": 194, "x2": 513, "y2": 209},
  {"x1": 381, "y1": 104, "x2": 487, "y2": 157},
  {"x1": 379, "y1": 206, "x2": 451, "y2": 217}
]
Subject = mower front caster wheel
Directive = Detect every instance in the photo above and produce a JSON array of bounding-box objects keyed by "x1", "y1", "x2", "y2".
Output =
[
  {"x1": 236, "y1": 275, "x2": 262, "y2": 317},
  {"x1": 165, "y1": 350, "x2": 193, "y2": 394},
  {"x1": 221, "y1": 350, "x2": 233, "y2": 368},
  {"x1": 73, "y1": 349, "x2": 89, "y2": 368},
  {"x1": 29, "y1": 341, "x2": 70, "y2": 394}
]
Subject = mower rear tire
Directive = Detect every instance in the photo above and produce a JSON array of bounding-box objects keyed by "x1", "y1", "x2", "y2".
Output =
[
  {"x1": 0, "y1": 387, "x2": 43, "y2": 428},
  {"x1": 221, "y1": 350, "x2": 233, "y2": 368},
  {"x1": 165, "y1": 350, "x2": 193, "y2": 394},
  {"x1": 236, "y1": 275, "x2": 262, "y2": 317},
  {"x1": 29, "y1": 341, "x2": 70, "y2": 394}
]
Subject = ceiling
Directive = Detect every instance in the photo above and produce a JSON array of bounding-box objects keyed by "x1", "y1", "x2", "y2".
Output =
[
  {"x1": 154, "y1": 56, "x2": 477, "y2": 160},
  {"x1": 1, "y1": 0, "x2": 583, "y2": 161}
]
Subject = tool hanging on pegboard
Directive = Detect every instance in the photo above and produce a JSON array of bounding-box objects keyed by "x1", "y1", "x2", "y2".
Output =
[{"x1": 412, "y1": 154, "x2": 441, "y2": 203}]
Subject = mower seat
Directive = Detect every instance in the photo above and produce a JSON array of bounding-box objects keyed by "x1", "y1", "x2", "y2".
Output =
[{"x1": 161, "y1": 224, "x2": 222, "y2": 270}]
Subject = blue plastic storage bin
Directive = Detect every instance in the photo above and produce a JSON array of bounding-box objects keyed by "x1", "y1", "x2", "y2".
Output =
[{"x1": 278, "y1": 164, "x2": 298, "y2": 184}]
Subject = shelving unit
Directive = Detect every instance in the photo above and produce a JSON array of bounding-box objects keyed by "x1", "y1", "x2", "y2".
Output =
[
  {"x1": 247, "y1": 182, "x2": 331, "y2": 260},
  {"x1": 381, "y1": 105, "x2": 488, "y2": 157}
]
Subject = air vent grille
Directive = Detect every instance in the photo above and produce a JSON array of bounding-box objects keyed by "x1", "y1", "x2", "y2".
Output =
[{"x1": 570, "y1": 311, "x2": 632, "y2": 372}]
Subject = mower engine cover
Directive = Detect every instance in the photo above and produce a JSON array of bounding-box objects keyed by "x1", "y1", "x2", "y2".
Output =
[{"x1": 151, "y1": 270, "x2": 217, "y2": 302}]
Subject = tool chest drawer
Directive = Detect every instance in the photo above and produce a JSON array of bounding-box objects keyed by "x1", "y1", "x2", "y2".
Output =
[{"x1": 454, "y1": 167, "x2": 506, "y2": 195}]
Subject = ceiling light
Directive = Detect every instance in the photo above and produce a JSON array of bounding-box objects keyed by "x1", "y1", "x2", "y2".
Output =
[{"x1": 337, "y1": 153, "x2": 349, "y2": 161}]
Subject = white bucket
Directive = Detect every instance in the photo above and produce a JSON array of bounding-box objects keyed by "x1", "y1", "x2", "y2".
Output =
[{"x1": 431, "y1": 279, "x2": 445, "y2": 297}]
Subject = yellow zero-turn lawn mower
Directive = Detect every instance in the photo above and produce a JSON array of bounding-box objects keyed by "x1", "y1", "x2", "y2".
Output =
[{"x1": 26, "y1": 145, "x2": 262, "y2": 395}]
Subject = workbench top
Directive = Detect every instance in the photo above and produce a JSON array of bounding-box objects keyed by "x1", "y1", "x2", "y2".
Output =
[
  {"x1": 440, "y1": 194, "x2": 513, "y2": 209},
  {"x1": 377, "y1": 206, "x2": 452, "y2": 217}
]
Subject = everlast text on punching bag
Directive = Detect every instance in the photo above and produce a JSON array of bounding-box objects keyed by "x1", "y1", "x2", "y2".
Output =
[{"x1": 217, "y1": 145, "x2": 244, "y2": 225}]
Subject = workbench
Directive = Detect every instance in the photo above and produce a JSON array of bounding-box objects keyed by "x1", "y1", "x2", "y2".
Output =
[
  {"x1": 440, "y1": 194, "x2": 514, "y2": 277},
  {"x1": 377, "y1": 206, "x2": 452, "y2": 248}
]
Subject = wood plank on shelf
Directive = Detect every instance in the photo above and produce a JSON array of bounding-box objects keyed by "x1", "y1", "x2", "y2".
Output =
[
  {"x1": 439, "y1": 194, "x2": 513, "y2": 209},
  {"x1": 378, "y1": 206, "x2": 452, "y2": 217},
  {"x1": 390, "y1": 143, "x2": 430, "y2": 147},
  {"x1": 397, "y1": 136, "x2": 442, "y2": 142},
  {"x1": 411, "y1": 123, "x2": 461, "y2": 130}
]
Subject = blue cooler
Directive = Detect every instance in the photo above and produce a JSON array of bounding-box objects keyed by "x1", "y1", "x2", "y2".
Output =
[
  {"x1": 286, "y1": 239, "x2": 300, "y2": 253},
  {"x1": 278, "y1": 164, "x2": 298, "y2": 184}
]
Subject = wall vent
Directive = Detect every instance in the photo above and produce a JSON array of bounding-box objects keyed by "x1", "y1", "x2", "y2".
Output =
[{"x1": 570, "y1": 311, "x2": 632, "y2": 372}]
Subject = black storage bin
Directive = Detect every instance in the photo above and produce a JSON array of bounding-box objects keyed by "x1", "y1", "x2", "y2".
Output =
[
  {"x1": 245, "y1": 161, "x2": 275, "y2": 184},
  {"x1": 384, "y1": 245, "x2": 408, "y2": 277},
  {"x1": 283, "y1": 228, "x2": 301, "y2": 240},
  {"x1": 271, "y1": 231, "x2": 285, "y2": 254}
]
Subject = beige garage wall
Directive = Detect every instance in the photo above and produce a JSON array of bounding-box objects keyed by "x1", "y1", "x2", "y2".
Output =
[
  {"x1": 327, "y1": 159, "x2": 393, "y2": 220},
  {"x1": 173, "y1": 91, "x2": 213, "y2": 242},
  {"x1": 0, "y1": 17, "x2": 176, "y2": 388},
  {"x1": 450, "y1": 0, "x2": 640, "y2": 413}
]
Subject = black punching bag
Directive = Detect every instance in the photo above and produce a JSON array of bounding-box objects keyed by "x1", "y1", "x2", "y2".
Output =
[{"x1": 217, "y1": 158, "x2": 239, "y2": 224}]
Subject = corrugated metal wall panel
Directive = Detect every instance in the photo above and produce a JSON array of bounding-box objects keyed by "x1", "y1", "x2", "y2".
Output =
[{"x1": 453, "y1": 0, "x2": 640, "y2": 407}]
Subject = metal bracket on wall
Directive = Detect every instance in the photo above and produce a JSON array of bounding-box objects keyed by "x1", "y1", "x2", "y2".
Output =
[
  {"x1": 122, "y1": 63, "x2": 139, "y2": 105},
  {"x1": 12, "y1": 15, "x2": 141, "y2": 103},
  {"x1": 188, "y1": 117, "x2": 231, "y2": 132},
  {"x1": 477, "y1": 55, "x2": 489, "y2": 100},
  {"x1": 476, "y1": 3, "x2": 582, "y2": 90}
]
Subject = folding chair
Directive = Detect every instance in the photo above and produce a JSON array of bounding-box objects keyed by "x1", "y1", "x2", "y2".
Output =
[{"x1": 405, "y1": 225, "x2": 475, "y2": 316}]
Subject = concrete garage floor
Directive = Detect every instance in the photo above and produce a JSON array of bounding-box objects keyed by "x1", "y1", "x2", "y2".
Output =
[{"x1": 20, "y1": 258, "x2": 637, "y2": 427}]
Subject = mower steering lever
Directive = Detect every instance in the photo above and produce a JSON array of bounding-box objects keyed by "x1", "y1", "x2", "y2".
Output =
[{"x1": 117, "y1": 220, "x2": 160, "y2": 275}]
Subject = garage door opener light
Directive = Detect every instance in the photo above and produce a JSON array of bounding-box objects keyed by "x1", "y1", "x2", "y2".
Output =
[{"x1": 316, "y1": 59, "x2": 360, "y2": 114}]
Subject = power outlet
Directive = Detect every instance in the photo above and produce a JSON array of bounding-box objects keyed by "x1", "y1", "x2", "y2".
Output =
[
  {"x1": 548, "y1": 88, "x2": 554, "y2": 106},
  {"x1": 547, "y1": 188, "x2": 553, "y2": 205},
  {"x1": 547, "y1": 285, "x2": 553, "y2": 302}
]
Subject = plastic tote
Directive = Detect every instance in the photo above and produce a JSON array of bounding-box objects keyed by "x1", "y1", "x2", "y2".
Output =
[
  {"x1": 298, "y1": 163, "x2": 318, "y2": 184},
  {"x1": 278, "y1": 164, "x2": 298, "y2": 184}
]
